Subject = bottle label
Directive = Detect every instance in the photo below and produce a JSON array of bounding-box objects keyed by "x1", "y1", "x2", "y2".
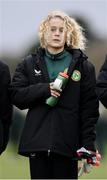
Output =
[{"x1": 53, "y1": 78, "x2": 63, "y2": 91}]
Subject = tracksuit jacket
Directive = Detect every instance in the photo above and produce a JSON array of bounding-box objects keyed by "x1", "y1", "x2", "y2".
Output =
[
  {"x1": 10, "y1": 48, "x2": 99, "y2": 157},
  {"x1": 0, "y1": 61, "x2": 12, "y2": 154},
  {"x1": 96, "y1": 55, "x2": 107, "y2": 108}
]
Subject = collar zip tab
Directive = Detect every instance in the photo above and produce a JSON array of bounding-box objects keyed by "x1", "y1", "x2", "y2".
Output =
[{"x1": 48, "y1": 149, "x2": 50, "y2": 156}]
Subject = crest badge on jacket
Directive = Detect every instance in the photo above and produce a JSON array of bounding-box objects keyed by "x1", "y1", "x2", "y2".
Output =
[{"x1": 71, "y1": 70, "x2": 81, "y2": 81}]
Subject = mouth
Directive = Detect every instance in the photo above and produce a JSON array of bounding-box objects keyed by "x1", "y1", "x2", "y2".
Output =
[{"x1": 53, "y1": 39, "x2": 60, "y2": 42}]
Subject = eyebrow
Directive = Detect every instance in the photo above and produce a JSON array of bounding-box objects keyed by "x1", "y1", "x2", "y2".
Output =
[{"x1": 50, "y1": 26, "x2": 64, "y2": 29}]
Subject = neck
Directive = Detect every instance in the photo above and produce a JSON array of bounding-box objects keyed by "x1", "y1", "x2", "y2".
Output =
[{"x1": 46, "y1": 46, "x2": 64, "y2": 55}]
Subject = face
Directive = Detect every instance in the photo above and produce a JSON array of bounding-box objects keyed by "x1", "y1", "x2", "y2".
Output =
[{"x1": 44, "y1": 17, "x2": 67, "y2": 53}]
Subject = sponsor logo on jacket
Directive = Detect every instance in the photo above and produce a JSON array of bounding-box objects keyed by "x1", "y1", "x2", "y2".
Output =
[{"x1": 34, "y1": 69, "x2": 42, "y2": 76}]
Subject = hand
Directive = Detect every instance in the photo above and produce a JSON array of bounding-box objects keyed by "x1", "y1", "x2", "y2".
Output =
[
  {"x1": 77, "y1": 147, "x2": 101, "y2": 177},
  {"x1": 87, "y1": 150, "x2": 101, "y2": 166},
  {"x1": 77, "y1": 147, "x2": 101, "y2": 166},
  {"x1": 50, "y1": 82, "x2": 62, "y2": 98}
]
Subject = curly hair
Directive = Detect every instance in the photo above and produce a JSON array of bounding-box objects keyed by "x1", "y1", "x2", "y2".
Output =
[{"x1": 38, "y1": 11, "x2": 87, "y2": 50}]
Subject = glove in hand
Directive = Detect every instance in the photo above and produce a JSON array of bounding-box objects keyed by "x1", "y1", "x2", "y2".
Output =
[{"x1": 77, "y1": 147, "x2": 101, "y2": 177}]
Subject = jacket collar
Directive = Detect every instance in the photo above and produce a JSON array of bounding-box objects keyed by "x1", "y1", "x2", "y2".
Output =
[
  {"x1": 32, "y1": 47, "x2": 87, "y2": 82},
  {"x1": 64, "y1": 48, "x2": 88, "y2": 76}
]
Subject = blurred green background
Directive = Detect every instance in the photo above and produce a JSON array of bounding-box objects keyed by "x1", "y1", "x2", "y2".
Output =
[
  {"x1": 0, "y1": 0, "x2": 107, "y2": 179},
  {"x1": 0, "y1": 108, "x2": 107, "y2": 179},
  {"x1": 0, "y1": 143, "x2": 107, "y2": 179}
]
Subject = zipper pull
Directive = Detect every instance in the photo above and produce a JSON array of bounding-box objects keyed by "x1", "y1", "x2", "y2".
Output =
[
  {"x1": 48, "y1": 149, "x2": 50, "y2": 156},
  {"x1": 30, "y1": 153, "x2": 36, "y2": 157}
]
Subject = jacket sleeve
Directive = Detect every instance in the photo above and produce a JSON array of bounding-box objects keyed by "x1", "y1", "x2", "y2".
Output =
[
  {"x1": 79, "y1": 60, "x2": 99, "y2": 151},
  {"x1": 10, "y1": 60, "x2": 51, "y2": 110},
  {"x1": 0, "y1": 63, "x2": 13, "y2": 154},
  {"x1": 96, "y1": 55, "x2": 107, "y2": 108}
]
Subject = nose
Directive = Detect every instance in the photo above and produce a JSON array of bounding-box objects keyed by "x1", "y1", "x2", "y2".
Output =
[{"x1": 55, "y1": 29, "x2": 60, "y2": 36}]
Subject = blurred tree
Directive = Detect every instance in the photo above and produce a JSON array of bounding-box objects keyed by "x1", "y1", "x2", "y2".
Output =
[
  {"x1": 96, "y1": 117, "x2": 107, "y2": 158},
  {"x1": 9, "y1": 108, "x2": 25, "y2": 148}
]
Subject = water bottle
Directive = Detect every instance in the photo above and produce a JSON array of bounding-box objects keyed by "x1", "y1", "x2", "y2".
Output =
[{"x1": 46, "y1": 72, "x2": 69, "y2": 107}]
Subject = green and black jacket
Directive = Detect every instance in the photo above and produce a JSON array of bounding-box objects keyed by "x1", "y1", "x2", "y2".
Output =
[{"x1": 10, "y1": 47, "x2": 99, "y2": 157}]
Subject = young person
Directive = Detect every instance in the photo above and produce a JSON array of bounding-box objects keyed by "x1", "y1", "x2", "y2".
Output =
[
  {"x1": 0, "y1": 61, "x2": 12, "y2": 155},
  {"x1": 96, "y1": 55, "x2": 107, "y2": 108},
  {"x1": 10, "y1": 11, "x2": 99, "y2": 179}
]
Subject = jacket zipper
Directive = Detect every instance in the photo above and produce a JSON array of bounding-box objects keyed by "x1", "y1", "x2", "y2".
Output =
[{"x1": 48, "y1": 149, "x2": 50, "y2": 156}]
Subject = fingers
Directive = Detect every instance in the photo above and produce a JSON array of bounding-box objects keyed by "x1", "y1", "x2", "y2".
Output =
[
  {"x1": 51, "y1": 89, "x2": 61, "y2": 97},
  {"x1": 50, "y1": 82, "x2": 62, "y2": 91},
  {"x1": 50, "y1": 83, "x2": 61, "y2": 97},
  {"x1": 50, "y1": 82, "x2": 54, "y2": 89}
]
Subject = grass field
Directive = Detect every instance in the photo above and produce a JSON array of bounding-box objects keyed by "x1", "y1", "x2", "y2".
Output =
[{"x1": 0, "y1": 143, "x2": 106, "y2": 179}]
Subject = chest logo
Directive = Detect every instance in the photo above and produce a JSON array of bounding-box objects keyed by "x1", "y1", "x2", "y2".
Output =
[
  {"x1": 71, "y1": 70, "x2": 81, "y2": 81},
  {"x1": 34, "y1": 69, "x2": 42, "y2": 76}
]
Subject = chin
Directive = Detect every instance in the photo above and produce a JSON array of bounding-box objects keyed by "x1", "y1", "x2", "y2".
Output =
[{"x1": 52, "y1": 44, "x2": 62, "y2": 48}]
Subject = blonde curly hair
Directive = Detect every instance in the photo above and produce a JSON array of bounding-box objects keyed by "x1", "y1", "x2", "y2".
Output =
[{"x1": 38, "y1": 11, "x2": 87, "y2": 50}]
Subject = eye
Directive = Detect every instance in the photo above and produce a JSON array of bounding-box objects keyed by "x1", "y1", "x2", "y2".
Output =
[
  {"x1": 51, "y1": 27, "x2": 56, "y2": 32},
  {"x1": 59, "y1": 28, "x2": 64, "y2": 33}
]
